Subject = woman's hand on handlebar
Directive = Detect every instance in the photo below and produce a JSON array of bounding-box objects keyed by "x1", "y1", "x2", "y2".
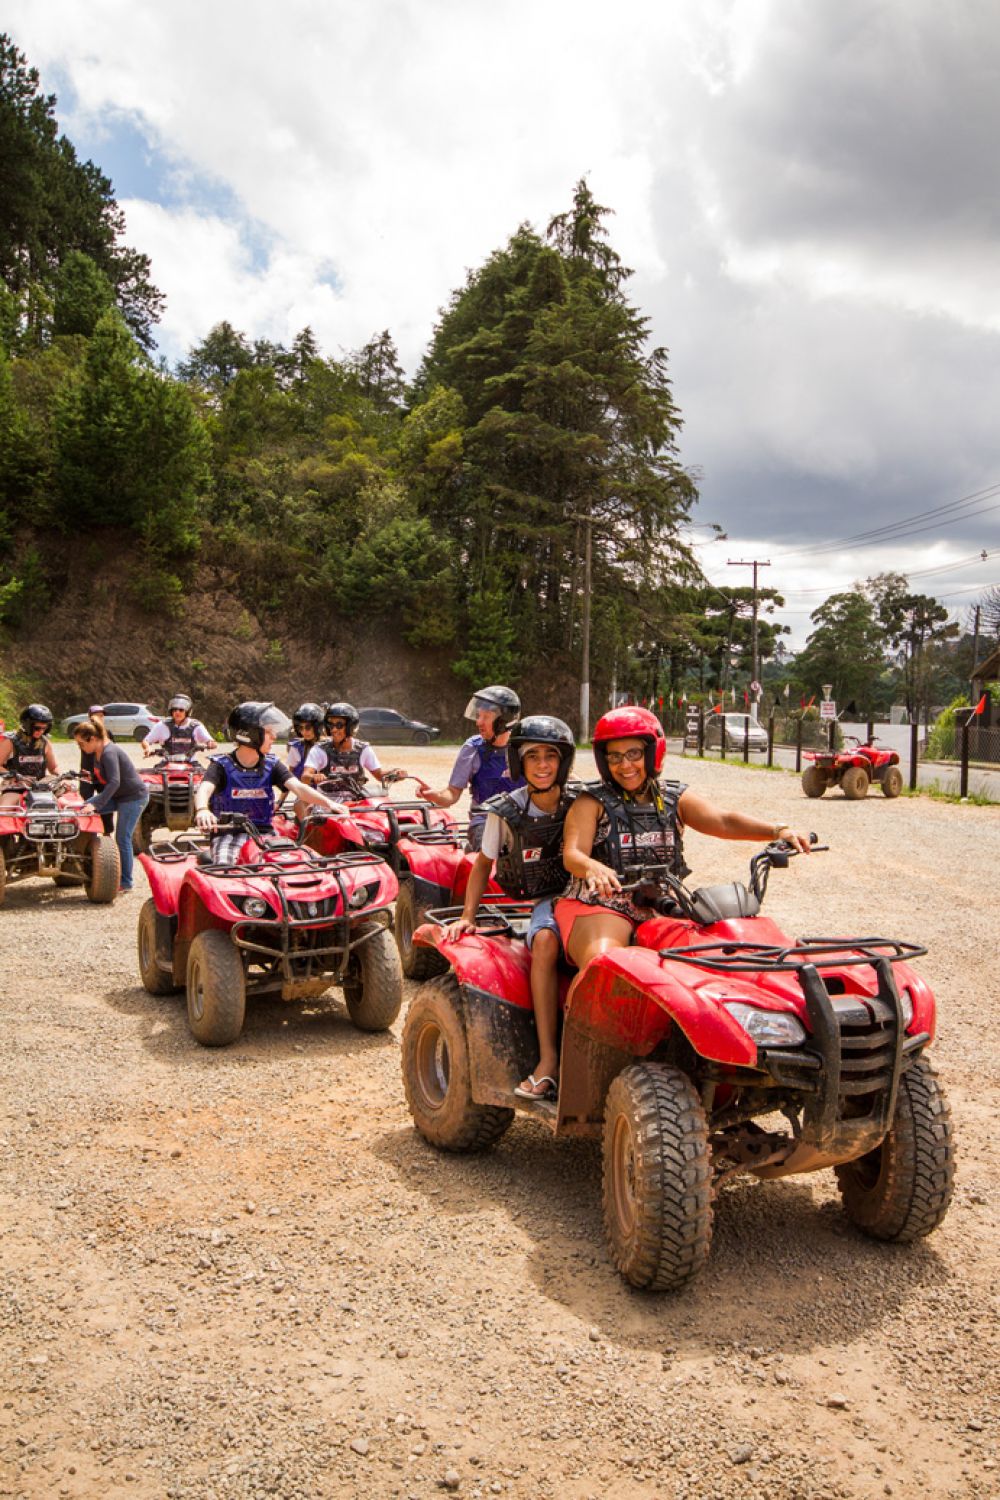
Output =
[
  {"x1": 582, "y1": 860, "x2": 622, "y2": 898},
  {"x1": 779, "y1": 828, "x2": 813, "y2": 854},
  {"x1": 195, "y1": 808, "x2": 218, "y2": 830}
]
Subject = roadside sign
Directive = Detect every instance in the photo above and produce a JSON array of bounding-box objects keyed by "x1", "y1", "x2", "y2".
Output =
[
  {"x1": 819, "y1": 700, "x2": 837, "y2": 720},
  {"x1": 684, "y1": 710, "x2": 701, "y2": 751},
  {"x1": 749, "y1": 679, "x2": 761, "y2": 696}
]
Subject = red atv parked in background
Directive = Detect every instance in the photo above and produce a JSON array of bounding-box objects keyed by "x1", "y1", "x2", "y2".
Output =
[
  {"x1": 401, "y1": 839, "x2": 954, "y2": 1291},
  {"x1": 134, "y1": 752, "x2": 207, "y2": 851},
  {"x1": 392, "y1": 821, "x2": 504, "y2": 980},
  {"x1": 802, "y1": 736, "x2": 903, "y2": 800},
  {"x1": 136, "y1": 814, "x2": 402, "y2": 1047},
  {"x1": 0, "y1": 771, "x2": 119, "y2": 905}
]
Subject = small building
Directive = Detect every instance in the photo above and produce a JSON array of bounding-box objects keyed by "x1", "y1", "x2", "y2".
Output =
[{"x1": 970, "y1": 646, "x2": 999, "y2": 762}]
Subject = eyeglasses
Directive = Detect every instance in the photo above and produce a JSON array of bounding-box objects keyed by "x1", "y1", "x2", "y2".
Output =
[
  {"x1": 605, "y1": 748, "x2": 645, "y2": 768},
  {"x1": 327, "y1": 719, "x2": 348, "y2": 729}
]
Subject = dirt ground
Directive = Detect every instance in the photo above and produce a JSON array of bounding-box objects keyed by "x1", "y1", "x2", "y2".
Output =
[{"x1": 2, "y1": 744, "x2": 998, "y2": 1500}]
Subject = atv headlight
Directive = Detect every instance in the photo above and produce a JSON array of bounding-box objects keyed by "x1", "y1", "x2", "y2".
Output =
[
  {"x1": 900, "y1": 989, "x2": 914, "y2": 1030},
  {"x1": 349, "y1": 880, "x2": 380, "y2": 909},
  {"x1": 26, "y1": 819, "x2": 54, "y2": 838},
  {"x1": 237, "y1": 896, "x2": 271, "y2": 919},
  {"x1": 58, "y1": 820, "x2": 78, "y2": 838},
  {"x1": 724, "y1": 1002, "x2": 807, "y2": 1048}
]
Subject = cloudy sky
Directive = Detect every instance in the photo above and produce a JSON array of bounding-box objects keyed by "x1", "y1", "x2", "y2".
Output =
[{"x1": 7, "y1": 0, "x2": 999, "y2": 647}]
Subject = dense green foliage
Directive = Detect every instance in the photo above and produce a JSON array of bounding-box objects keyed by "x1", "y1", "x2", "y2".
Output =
[{"x1": 0, "y1": 33, "x2": 989, "y2": 719}]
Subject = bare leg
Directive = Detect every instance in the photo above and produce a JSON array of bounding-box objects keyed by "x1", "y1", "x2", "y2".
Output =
[
  {"x1": 519, "y1": 929, "x2": 561, "y2": 1094},
  {"x1": 565, "y1": 910, "x2": 634, "y2": 1006}
]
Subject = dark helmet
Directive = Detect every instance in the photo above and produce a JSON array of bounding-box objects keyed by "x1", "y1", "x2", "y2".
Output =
[
  {"x1": 226, "y1": 701, "x2": 285, "y2": 751},
  {"x1": 168, "y1": 693, "x2": 193, "y2": 714},
  {"x1": 463, "y1": 685, "x2": 520, "y2": 741},
  {"x1": 592, "y1": 705, "x2": 667, "y2": 784},
  {"x1": 21, "y1": 704, "x2": 53, "y2": 734},
  {"x1": 324, "y1": 701, "x2": 359, "y2": 735},
  {"x1": 506, "y1": 715, "x2": 576, "y2": 786},
  {"x1": 293, "y1": 702, "x2": 325, "y2": 738}
]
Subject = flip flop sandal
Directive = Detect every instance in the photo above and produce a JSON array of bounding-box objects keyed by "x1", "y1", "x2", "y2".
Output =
[{"x1": 514, "y1": 1075, "x2": 558, "y2": 1101}]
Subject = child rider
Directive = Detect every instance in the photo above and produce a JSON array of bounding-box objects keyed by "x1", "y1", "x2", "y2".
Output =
[
  {"x1": 414, "y1": 684, "x2": 523, "y2": 851},
  {"x1": 194, "y1": 701, "x2": 345, "y2": 863},
  {"x1": 448, "y1": 715, "x2": 577, "y2": 1101},
  {"x1": 303, "y1": 702, "x2": 405, "y2": 798}
]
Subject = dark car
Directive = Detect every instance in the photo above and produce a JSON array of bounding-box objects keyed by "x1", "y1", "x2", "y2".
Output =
[{"x1": 358, "y1": 708, "x2": 440, "y2": 745}]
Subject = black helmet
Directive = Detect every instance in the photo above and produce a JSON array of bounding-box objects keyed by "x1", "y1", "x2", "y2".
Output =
[
  {"x1": 325, "y1": 701, "x2": 359, "y2": 735},
  {"x1": 506, "y1": 715, "x2": 575, "y2": 786},
  {"x1": 168, "y1": 694, "x2": 193, "y2": 714},
  {"x1": 21, "y1": 704, "x2": 53, "y2": 734},
  {"x1": 463, "y1": 685, "x2": 520, "y2": 740},
  {"x1": 226, "y1": 701, "x2": 284, "y2": 751},
  {"x1": 293, "y1": 702, "x2": 325, "y2": 738}
]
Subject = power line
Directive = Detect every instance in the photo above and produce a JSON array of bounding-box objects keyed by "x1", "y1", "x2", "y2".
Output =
[
  {"x1": 777, "y1": 548, "x2": 998, "y2": 597},
  {"x1": 776, "y1": 480, "x2": 1000, "y2": 558}
]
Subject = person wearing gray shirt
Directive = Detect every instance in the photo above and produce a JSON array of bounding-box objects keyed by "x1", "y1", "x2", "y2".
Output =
[{"x1": 72, "y1": 720, "x2": 149, "y2": 893}]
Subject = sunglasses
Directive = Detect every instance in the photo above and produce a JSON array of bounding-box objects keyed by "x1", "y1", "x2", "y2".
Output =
[
  {"x1": 327, "y1": 719, "x2": 348, "y2": 729},
  {"x1": 605, "y1": 747, "x2": 645, "y2": 768}
]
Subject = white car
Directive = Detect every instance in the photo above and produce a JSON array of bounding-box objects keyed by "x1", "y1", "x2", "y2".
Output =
[
  {"x1": 63, "y1": 702, "x2": 163, "y2": 741},
  {"x1": 705, "y1": 713, "x2": 768, "y2": 753}
]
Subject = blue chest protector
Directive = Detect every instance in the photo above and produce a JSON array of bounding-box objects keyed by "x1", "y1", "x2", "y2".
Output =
[
  {"x1": 209, "y1": 752, "x2": 278, "y2": 830},
  {"x1": 288, "y1": 738, "x2": 310, "y2": 775},
  {"x1": 468, "y1": 736, "x2": 522, "y2": 819}
]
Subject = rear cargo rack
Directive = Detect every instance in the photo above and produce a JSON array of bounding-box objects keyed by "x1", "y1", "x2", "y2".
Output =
[
  {"x1": 658, "y1": 935, "x2": 926, "y2": 973},
  {"x1": 424, "y1": 899, "x2": 535, "y2": 939}
]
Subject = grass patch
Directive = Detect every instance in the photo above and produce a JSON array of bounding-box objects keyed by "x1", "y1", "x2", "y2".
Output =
[{"x1": 902, "y1": 783, "x2": 998, "y2": 807}]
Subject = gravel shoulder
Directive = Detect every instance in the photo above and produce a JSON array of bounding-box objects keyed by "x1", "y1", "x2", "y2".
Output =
[{"x1": 2, "y1": 746, "x2": 998, "y2": 1499}]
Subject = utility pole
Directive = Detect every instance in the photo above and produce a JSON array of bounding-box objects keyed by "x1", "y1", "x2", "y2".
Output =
[
  {"x1": 728, "y1": 558, "x2": 771, "y2": 695},
  {"x1": 971, "y1": 604, "x2": 981, "y2": 688},
  {"x1": 579, "y1": 504, "x2": 593, "y2": 740}
]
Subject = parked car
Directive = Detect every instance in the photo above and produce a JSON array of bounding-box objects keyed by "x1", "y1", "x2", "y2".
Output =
[
  {"x1": 358, "y1": 708, "x2": 440, "y2": 745},
  {"x1": 704, "y1": 712, "x2": 768, "y2": 753},
  {"x1": 62, "y1": 702, "x2": 163, "y2": 741}
]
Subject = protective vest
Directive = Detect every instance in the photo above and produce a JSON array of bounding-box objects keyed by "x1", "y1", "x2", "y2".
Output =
[
  {"x1": 208, "y1": 751, "x2": 278, "y2": 829},
  {"x1": 484, "y1": 785, "x2": 576, "y2": 900},
  {"x1": 314, "y1": 739, "x2": 371, "y2": 796},
  {"x1": 6, "y1": 731, "x2": 48, "y2": 780},
  {"x1": 468, "y1": 736, "x2": 521, "y2": 819},
  {"x1": 287, "y1": 737, "x2": 314, "y2": 776},
  {"x1": 586, "y1": 778, "x2": 689, "y2": 880},
  {"x1": 162, "y1": 718, "x2": 204, "y2": 756}
]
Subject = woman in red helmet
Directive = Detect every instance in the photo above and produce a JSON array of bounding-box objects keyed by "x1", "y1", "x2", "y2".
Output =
[{"x1": 556, "y1": 706, "x2": 810, "y2": 995}]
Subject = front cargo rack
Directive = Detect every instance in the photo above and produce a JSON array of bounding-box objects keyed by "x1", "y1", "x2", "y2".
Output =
[{"x1": 658, "y1": 935, "x2": 927, "y2": 972}]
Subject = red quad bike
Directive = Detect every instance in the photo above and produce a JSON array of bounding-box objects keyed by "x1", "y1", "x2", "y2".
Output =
[
  {"x1": 0, "y1": 771, "x2": 120, "y2": 905},
  {"x1": 802, "y1": 737, "x2": 903, "y2": 800},
  {"x1": 274, "y1": 769, "x2": 454, "y2": 858},
  {"x1": 401, "y1": 839, "x2": 955, "y2": 1292},
  {"x1": 391, "y1": 820, "x2": 506, "y2": 982},
  {"x1": 136, "y1": 814, "x2": 403, "y2": 1047},
  {"x1": 134, "y1": 752, "x2": 207, "y2": 852}
]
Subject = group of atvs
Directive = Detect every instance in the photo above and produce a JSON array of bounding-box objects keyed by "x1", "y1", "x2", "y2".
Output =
[{"x1": 1, "y1": 745, "x2": 955, "y2": 1292}]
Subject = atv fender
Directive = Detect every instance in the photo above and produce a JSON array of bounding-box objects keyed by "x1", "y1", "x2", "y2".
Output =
[{"x1": 139, "y1": 851, "x2": 194, "y2": 917}]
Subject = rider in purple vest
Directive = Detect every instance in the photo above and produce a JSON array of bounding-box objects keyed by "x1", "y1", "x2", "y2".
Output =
[{"x1": 414, "y1": 685, "x2": 524, "y2": 851}]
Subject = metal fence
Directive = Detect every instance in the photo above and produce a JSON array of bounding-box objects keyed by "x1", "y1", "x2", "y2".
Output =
[{"x1": 667, "y1": 708, "x2": 1000, "y2": 801}]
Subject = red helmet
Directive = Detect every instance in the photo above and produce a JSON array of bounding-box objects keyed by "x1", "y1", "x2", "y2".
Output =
[{"x1": 592, "y1": 706, "x2": 666, "y2": 783}]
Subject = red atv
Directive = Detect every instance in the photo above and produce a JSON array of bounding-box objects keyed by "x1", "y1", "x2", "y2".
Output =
[
  {"x1": 401, "y1": 840, "x2": 954, "y2": 1291},
  {"x1": 0, "y1": 771, "x2": 119, "y2": 905},
  {"x1": 802, "y1": 737, "x2": 903, "y2": 800},
  {"x1": 392, "y1": 822, "x2": 506, "y2": 981},
  {"x1": 134, "y1": 752, "x2": 207, "y2": 851},
  {"x1": 136, "y1": 814, "x2": 402, "y2": 1046},
  {"x1": 274, "y1": 770, "x2": 454, "y2": 857}
]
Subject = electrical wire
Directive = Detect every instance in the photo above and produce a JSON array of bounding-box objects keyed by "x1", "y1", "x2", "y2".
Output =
[{"x1": 775, "y1": 480, "x2": 1000, "y2": 558}]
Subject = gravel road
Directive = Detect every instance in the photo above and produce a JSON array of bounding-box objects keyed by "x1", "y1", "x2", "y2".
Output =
[{"x1": 2, "y1": 746, "x2": 998, "y2": 1499}]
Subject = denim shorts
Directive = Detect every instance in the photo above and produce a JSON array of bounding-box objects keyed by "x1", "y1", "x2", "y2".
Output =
[{"x1": 527, "y1": 897, "x2": 561, "y2": 952}]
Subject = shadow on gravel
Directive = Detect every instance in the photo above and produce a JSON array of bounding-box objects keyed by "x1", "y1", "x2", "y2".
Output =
[
  {"x1": 373, "y1": 1119, "x2": 950, "y2": 1359},
  {"x1": 99, "y1": 982, "x2": 400, "y2": 1063}
]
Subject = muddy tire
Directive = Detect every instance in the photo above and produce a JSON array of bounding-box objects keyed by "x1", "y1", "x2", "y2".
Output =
[
  {"x1": 133, "y1": 807, "x2": 155, "y2": 854},
  {"x1": 395, "y1": 880, "x2": 448, "y2": 981},
  {"x1": 186, "y1": 929, "x2": 245, "y2": 1046},
  {"x1": 401, "y1": 974, "x2": 514, "y2": 1151},
  {"x1": 801, "y1": 766, "x2": 827, "y2": 798},
  {"x1": 835, "y1": 1056, "x2": 955, "y2": 1241},
  {"x1": 840, "y1": 766, "x2": 870, "y2": 800},
  {"x1": 137, "y1": 898, "x2": 177, "y2": 995},
  {"x1": 602, "y1": 1062, "x2": 713, "y2": 1291},
  {"x1": 85, "y1": 835, "x2": 120, "y2": 903},
  {"x1": 881, "y1": 766, "x2": 903, "y2": 798},
  {"x1": 342, "y1": 923, "x2": 403, "y2": 1032}
]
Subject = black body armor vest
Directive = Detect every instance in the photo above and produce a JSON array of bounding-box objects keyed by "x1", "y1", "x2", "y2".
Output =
[
  {"x1": 161, "y1": 718, "x2": 204, "y2": 756},
  {"x1": 483, "y1": 785, "x2": 577, "y2": 900},
  {"x1": 586, "y1": 777, "x2": 689, "y2": 880},
  {"x1": 6, "y1": 731, "x2": 48, "y2": 780},
  {"x1": 316, "y1": 739, "x2": 371, "y2": 797}
]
